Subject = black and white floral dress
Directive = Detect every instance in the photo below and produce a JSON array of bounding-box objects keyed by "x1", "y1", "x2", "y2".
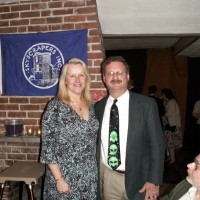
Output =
[{"x1": 40, "y1": 97, "x2": 99, "y2": 200}]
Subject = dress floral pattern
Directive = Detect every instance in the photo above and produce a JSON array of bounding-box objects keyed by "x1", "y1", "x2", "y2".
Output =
[{"x1": 40, "y1": 97, "x2": 99, "y2": 200}]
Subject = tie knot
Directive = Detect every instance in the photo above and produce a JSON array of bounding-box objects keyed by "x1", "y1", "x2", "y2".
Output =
[{"x1": 113, "y1": 99, "x2": 118, "y2": 104}]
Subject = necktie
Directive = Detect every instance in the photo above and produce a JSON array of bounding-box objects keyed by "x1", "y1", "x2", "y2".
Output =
[{"x1": 108, "y1": 99, "x2": 121, "y2": 170}]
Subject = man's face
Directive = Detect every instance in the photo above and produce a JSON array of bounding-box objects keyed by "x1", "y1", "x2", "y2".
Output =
[
  {"x1": 103, "y1": 61, "x2": 130, "y2": 95},
  {"x1": 186, "y1": 154, "x2": 200, "y2": 188}
]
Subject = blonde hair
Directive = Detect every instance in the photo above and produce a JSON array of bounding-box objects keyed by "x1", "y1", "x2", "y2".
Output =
[{"x1": 57, "y1": 58, "x2": 92, "y2": 106}]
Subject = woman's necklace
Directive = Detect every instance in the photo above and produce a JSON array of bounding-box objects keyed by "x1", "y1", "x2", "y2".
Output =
[{"x1": 72, "y1": 101, "x2": 82, "y2": 111}]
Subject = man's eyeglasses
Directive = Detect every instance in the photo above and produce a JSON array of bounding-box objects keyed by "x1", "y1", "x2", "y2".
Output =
[
  {"x1": 105, "y1": 71, "x2": 127, "y2": 78},
  {"x1": 194, "y1": 162, "x2": 200, "y2": 170}
]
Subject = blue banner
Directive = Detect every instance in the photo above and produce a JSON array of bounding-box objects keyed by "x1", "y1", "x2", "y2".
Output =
[{"x1": 0, "y1": 29, "x2": 87, "y2": 96}]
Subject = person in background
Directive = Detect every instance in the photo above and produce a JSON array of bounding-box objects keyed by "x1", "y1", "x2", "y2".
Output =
[
  {"x1": 161, "y1": 88, "x2": 182, "y2": 165},
  {"x1": 128, "y1": 78, "x2": 135, "y2": 92},
  {"x1": 192, "y1": 99, "x2": 200, "y2": 150},
  {"x1": 160, "y1": 153, "x2": 200, "y2": 200},
  {"x1": 95, "y1": 56, "x2": 165, "y2": 200},
  {"x1": 40, "y1": 58, "x2": 99, "y2": 199},
  {"x1": 148, "y1": 85, "x2": 165, "y2": 129}
]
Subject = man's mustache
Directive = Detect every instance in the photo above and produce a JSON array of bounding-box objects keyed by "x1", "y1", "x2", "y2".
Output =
[{"x1": 110, "y1": 80, "x2": 122, "y2": 84}]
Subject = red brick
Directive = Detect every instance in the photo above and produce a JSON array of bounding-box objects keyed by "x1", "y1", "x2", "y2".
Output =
[
  {"x1": 28, "y1": 112, "x2": 43, "y2": 118},
  {"x1": 89, "y1": 28, "x2": 98, "y2": 36},
  {"x1": 64, "y1": 15, "x2": 86, "y2": 23},
  {"x1": 94, "y1": 59, "x2": 103, "y2": 66},
  {"x1": 7, "y1": 142, "x2": 26, "y2": 147},
  {"x1": 0, "y1": 27, "x2": 17, "y2": 33},
  {"x1": 76, "y1": 7, "x2": 96, "y2": 15},
  {"x1": 0, "y1": 97, "x2": 8, "y2": 103},
  {"x1": 28, "y1": 25, "x2": 48, "y2": 32},
  {"x1": 11, "y1": 4, "x2": 30, "y2": 12},
  {"x1": 87, "y1": 0, "x2": 96, "y2": 6},
  {"x1": 0, "y1": 146, "x2": 11, "y2": 153},
  {"x1": 30, "y1": 97, "x2": 51, "y2": 104},
  {"x1": 7, "y1": 154, "x2": 26, "y2": 160},
  {"x1": 27, "y1": 154, "x2": 39, "y2": 160},
  {"x1": 10, "y1": 19, "x2": 29, "y2": 26},
  {"x1": 26, "y1": 142, "x2": 40, "y2": 147},
  {"x1": 91, "y1": 81, "x2": 105, "y2": 89},
  {"x1": 88, "y1": 36, "x2": 101, "y2": 43},
  {"x1": 0, "y1": 12, "x2": 19, "y2": 20},
  {"x1": 30, "y1": 18, "x2": 46, "y2": 25},
  {"x1": 75, "y1": 22, "x2": 97, "y2": 29},
  {"x1": 0, "y1": 104, "x2": 19, "y2": 111},
  {"x1": 21, "y1": 147, "x2": 38, "y2": 153},
  {"x1": 0, "y1": 6, "x2": 10, "y2": 13},
  {"x1": 23, "y1": 119, "x2": 38, "y2": 126},
  {"x1": 10, "y1": 97, "x2": 29, "y2": 104},
  {"x1": 0, "y1": 112, "x2": 6, "y2": 117},
  {"x1": 11, "y1": 147, "x2": 20, "y2": 153},
  {"x1": 31, "y1": 3, "x2": 47, "y2": 10},
  {"x1": 92, "y1": 44, "x2": 102, "y2": 51},
  {"x1": 41, "y1": 10, "x2": 51, "y2": 16},
  {"x1": 88, "y1": 52, "x2": 103, "y2": 59},
  {"x1": 20, "y1": 105, "x2": 40, "y2": 111},
  {"x1": 87, "y1": 14, "x2": 97, "y2": 21},
  {"x1": 18, "y1": 26, "x2": 27, "y2": 32},
  {"x1": 48, "y1": 2, "x2": 62, "y2": 8},
  {"x1": 51, "y1": 24, "x2": 61, "y2": 30},
  {"x1": 8, "y1": 112, "x2": 26, "y2": 118},
  {"x1": 53, "y1": 9, "x2": 73, "y2": 15},
  {"x1": 0, "y1": 20, "x2": 9, "y2": 26},
  {"x1": 61, "y1": 24, "x2": 74, "y2": 30},
  {"x1": 64, "y1": 1, "x2": 85, "y2": 7},
  {"x1": 88, "y1": 67, "x2": 101, "y2": 74},
  {"x1": 46, "y1": 17, "x2": 62, "y2": 24},
  {"x1": 21, "y1": 11, "x2": 40, "y2": 18}
]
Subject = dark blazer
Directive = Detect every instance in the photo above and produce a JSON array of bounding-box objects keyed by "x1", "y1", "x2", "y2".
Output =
[
  {"x1": 94, "y1": 91, "x2": 165, "y2": 200},
  {"x1": 160, "y1": 180, "x2": 192, "y2": 200}
]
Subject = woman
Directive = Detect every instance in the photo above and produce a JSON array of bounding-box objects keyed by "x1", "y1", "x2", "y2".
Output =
[
  {"x1": 161, "y1": 88, "x2": 182, "y2": 165},
  {"x1": 40, "y1": 58, "x2": 99, "y2": 199}
]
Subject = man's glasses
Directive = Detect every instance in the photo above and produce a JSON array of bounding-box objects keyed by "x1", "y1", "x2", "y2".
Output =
[
  {"x1": 194, "y1": 161, "x2": 200, "y2": 170},
  {"x1": 105, "y1": 71, "x2": 127, "y2": 78}
]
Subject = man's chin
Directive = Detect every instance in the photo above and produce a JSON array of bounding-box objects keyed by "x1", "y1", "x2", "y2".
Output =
[{"x1": 186, "y1": 176, "x2": 193, "y2": 185}]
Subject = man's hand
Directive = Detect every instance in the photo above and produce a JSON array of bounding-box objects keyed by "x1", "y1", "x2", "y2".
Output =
[{"x1": 139, "y1": 182, "x2": 159, "y2": 200}]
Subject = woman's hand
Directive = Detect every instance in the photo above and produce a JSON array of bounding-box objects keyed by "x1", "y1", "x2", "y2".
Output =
[{"x1": 56, "y1": 178, "x2": 71, "y2": 195}]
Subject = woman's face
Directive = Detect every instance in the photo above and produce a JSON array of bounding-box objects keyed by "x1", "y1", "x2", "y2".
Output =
[
  {"x1": 65, "y1": 63, "x2": 87, "y2": 95},
  {"x1": 161, "y1": 93, "x2": 167, "y2": 101}
]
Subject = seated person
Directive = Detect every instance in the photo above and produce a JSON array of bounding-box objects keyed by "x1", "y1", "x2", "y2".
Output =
[{"x1": 160, "y1": 153, "x2": 200, "y2": 200}]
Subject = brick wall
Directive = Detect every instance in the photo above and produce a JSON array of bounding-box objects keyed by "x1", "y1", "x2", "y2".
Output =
[{"x1": 0, "y1": 0, "x2": 105, "y2": 134}]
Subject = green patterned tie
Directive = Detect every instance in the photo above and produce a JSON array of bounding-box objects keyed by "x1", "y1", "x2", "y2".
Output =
[{"x1": 108, "y1": 99, "x2": 121, "y2": 170}]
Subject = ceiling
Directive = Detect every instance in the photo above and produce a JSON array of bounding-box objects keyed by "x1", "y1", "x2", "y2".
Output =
[{"x1": 96, "y1": 0, "x2": 200, "y2": 57}]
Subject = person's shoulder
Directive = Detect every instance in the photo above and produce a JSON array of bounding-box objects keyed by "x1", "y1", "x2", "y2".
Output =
[
  {"x1": 130, "y1": 91, "x2": 152, "y2": 100},
  {"x1": 160, "y1": 180, "x2": 192, "y2": 200},
  {"x1": 130, "y1": 91, "x2": 155, "y2": 104},
  {"x1": 94, "y1": 96, "x2": 108, "y2": 108},
  {"x1": 48, "y1": 97, "x2": 61, "y2": 105},
  {"x1": 195, "y1": 99, "x2": 200, "y2": 105}
]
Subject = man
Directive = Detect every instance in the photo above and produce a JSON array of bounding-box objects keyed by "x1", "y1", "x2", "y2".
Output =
[
  {"x1": 192, "y1": 99, "x2": 200, "y2": 150},
  {"x1": 95, "y1": 56, "x2": 165, "y2": 200},
  {"x1": 160, "y1": 153, "x2": 200, "y2": 200},
  {"x1": 148, "y1": 85, "x2": 165, "y2": 129}
]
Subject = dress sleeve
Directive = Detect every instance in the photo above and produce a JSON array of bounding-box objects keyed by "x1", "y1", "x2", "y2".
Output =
[{"x1": 40, "y1": 100, "x2": 59, "y2": 164}]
